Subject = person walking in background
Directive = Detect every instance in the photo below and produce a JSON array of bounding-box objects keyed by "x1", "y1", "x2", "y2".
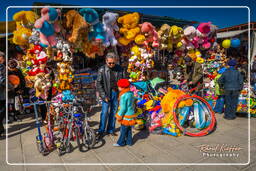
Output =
[
  {"x1": 8, "y1": 59, "x2": 25, "y2": 122},
  {"x1": 213, "y1": 67, "x2": 226, "y2": 114},
  {"x1": 0, "y1": 51, "x2": 6, "y2": 136},
  {"x1": 183, "y1": 56, "x2": 204, "y2": 96},
  {"x1": 96, "y1": 52, "x2": 125, "y2": 138},
  {"x1": 218, "y1": 59, "x2": 244, "y2": 120},
  {"x1": 113, "y1": 79, "x2": 136, "y2": 147}
]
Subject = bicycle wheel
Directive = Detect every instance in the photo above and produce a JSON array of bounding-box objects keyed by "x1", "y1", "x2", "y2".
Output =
[
  {"x1": 74, "y1": 127, "x2": 86, "y2": 152},
  {"x1": 83, "y1": 127, "x2": 96, "y2": 149},
  {"x1": 173, "y1": 94, "x2": 216, "y2": 137}
]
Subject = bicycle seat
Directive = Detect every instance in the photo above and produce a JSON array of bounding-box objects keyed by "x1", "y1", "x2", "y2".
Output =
[{"x1": 73, "y1": 113, "x2": 82, "y2": 117}]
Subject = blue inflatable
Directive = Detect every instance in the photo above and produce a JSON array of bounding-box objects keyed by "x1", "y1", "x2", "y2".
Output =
[{"x1": 231, "y1": 38, "x2": 241, "y2": 48}]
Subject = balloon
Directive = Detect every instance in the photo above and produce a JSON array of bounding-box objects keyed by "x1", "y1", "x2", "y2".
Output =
[
  {"x1": 222, "y1": 39, "x2": 231, "y2": 48},
  {"x1": 231, "y1": 38, "x2": 240, "y2": 48}
]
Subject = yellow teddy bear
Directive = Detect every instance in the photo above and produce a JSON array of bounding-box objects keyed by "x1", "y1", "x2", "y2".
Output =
[
  {"x1": 57, "y1": 62, "x2": 74, "y2": 90},
  {"x1": 117, "y1": 12, "x2": 141, "y2": 46},
  {"x1": 12, "y1": 11, "x2": 38, "y2": 46},
  {"x1": 168, "y1": 25, "x2": 183, "y2": 52}
]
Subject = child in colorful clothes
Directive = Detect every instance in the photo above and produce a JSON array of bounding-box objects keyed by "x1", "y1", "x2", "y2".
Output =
[
  {"x1": 114, "y1": 79, "x2": 136, "y2": 147},
  {"x1": 213, "y1": 67, "x2": 226, "y2": 114}
]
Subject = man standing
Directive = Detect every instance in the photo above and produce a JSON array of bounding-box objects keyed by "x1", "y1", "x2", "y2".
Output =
[
  {"x1": 96, "y1": 52, "x2": 124, "y2": 137},
  {"x1": 218, "y1": 59, "x2": 244, "y2": 120},
  {"x1": 0, "y1": 51, "x2": 6, "y2": 136},
  {"x1": 183, "y1": 56, "x2": 203, "y2": 96}
]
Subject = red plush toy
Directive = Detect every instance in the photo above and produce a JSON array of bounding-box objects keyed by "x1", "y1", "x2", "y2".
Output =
[
  {"x1": 28, "y1": 64, "x2": 49, "y2": 76},
  {"x1": 29, "y1": 45, "x2": 48, "y2": 65}
]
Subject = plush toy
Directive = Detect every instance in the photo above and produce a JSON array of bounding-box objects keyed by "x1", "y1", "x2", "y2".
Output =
[
  {"x1": 168, "y1": 25, "x2": 183, "y2": 52},
  {"x1": 29, "y1": 45, "x2": 48, "y2": 66},
  {"x1": 12, "y1": 27, "x2": 32, "y2": 46},
  {"x1": 65, "y1": 10, "x2": 89, "y2": 44},
  {"x1": 117, "y1": 12, "x2": 140, "y2": 46},
  {"x1": 140, "y1": 22, "x2": 159, "y2": 48},
  {"x1": 57, "y1": 62, "x2": 74, "y2": 90},
  {"x1": 28, "y1": 28, "x2": 40, "y2": 45},
  {"x1": 56, "y1": 39, "x2": 72, "y2": 62},
  {"x1": 158, "y1": 24, "x2": 170, "y2": 50},
  {"x1": 62, "y1": 90, "x2": 75, "y2": 102},
  {"x1": 135, "y1": 34, "x2": 146, "y2": 45},
  {"x1": 28, "y1": 64, "x2": 49, "y2": 76},
  {"x1": 196, "y1": 22, "x2": 212, "y2": 50},
  {"x1": 34, "y1": 73, "x2": 51, "y2": 99},
  {"x1": 79, "y1": 8, "x2": 105, "y2": 43},
  {"x1": 102, "y1": 12, "x2": 119, "y2": 47},
  {"x1": 34, "y1": 7, "x2": 61, "y2": 47},
  {"x1": 161, "y1": 88, "x2": 193, "y2": 127}
]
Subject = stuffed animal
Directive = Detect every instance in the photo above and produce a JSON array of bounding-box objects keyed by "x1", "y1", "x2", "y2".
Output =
[
  {"x1": 28, "y1": 28, "x2": 40, "y2": 45},
  {"x1": 28, "y1": 64, "x2": 49, "y2": 76},
  {"x1": 56, "y1": 39, "x2": 72, "y2": 62},
  {"x1": 158, "y1": 24, "x2": 170, "y2": 50},
  {"x1": 57, "y1": 62, "x2": 74, "y2": 90},
  {"x1": 102, "y1": 12, "x2": 119, "y2": 47},
  {"x1": 168, "y1": 25, "x2": 183, "y2": 52},
  {"x1": 29, "y1": 45, "x2": 48, "y2": 66},
  {"x1": 62, "y1": 90, "x2": 75, "y2": 102},
  {"x1": 12, "y1": 27, "x2": 32, "y2": 46},
  {"x1": 34, "y1": 7, "x2": 61, "y2": 47},
  {"x1": 65, "y1": 10, "x2": 89, "y2": 44},
  {"x1": 79, "y1": 8, "x2": 105, "y2": 43},
  {"x1": 140, "y1": 22, "x2": 159, "y2": 48},
  {"x1": 161, "y1": 88, "x2": 193, "y2": 130},
  {"x1": 117, "y1": 12, "x2": 140, "y2": 46},
  {"x1": 196, "y1": 22, "x2": 212, "y2": 50},
  {"x1": 135, "y1": 34, "x2": 146, "y2": 45},
  {"x1": 34, "y1": 73, "x2": 51, "y2": 99}
]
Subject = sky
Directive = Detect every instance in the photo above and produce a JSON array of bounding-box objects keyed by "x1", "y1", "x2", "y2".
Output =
[{"x1": 1, "y1": 0, "x2": 255, "y2": 29}]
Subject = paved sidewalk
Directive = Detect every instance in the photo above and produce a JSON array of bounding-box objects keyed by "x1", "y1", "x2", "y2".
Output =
[{"x1": 0, "y1": 108, "x2": 255, "y2": 171}]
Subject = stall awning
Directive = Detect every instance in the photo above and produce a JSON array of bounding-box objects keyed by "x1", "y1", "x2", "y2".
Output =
[{"x1": 217, "y1": 29, "x2": 248, "y2": 39}]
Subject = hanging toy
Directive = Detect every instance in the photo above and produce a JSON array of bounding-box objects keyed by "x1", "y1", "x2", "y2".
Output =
[
  {"x1": 102, "y1": 12, "x2": 119, "y2": 47},
  {"x1": 34, "y1": 7, "x2": 61, "y2": 47}
]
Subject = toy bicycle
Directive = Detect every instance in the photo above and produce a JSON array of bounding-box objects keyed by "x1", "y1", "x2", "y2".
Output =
[{"x1": 23, "y1": 100, "x2": 49, "y2": 156}]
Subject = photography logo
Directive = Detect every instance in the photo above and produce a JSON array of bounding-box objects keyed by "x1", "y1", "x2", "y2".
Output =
[{"x1": 196, "y1": 144, "x2": 243, "y2": 158}]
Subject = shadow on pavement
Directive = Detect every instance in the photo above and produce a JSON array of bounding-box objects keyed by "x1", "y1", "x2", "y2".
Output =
[{"x1": 132, "y1": 129, "x2": 150, "y2": 144}]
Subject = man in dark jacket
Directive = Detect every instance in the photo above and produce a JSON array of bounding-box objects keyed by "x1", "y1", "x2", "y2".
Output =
[
  {"x1": 183, "y1": 56, "x2": 203, "y2": 96},
  {"x1": 0, "y1": 51, "x2": 6, "y2": 136},
  {"x1": 218, "y1": 59, "x2": 244, "y2": 120},
  {"x1": 96, "y1": 52, "x2": 124, "y2": 137}
]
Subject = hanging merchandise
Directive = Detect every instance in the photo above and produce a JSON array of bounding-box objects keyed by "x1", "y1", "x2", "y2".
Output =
[
  {"x1": 64, "y1": 10, "x2": 89, "y2": 44},
  {"x1": 102, "y1": 12, "x2": 119, "y2": 47},
  {"x1": 56, "y1": 38, "x2": 73, "y2": 62},
  {"x1": 34, "y1": 7, "x2": 61, "y2": 47},
  {"x1": 117, "y1": 12, "x2": 141, "y2": 46},
  {"x1": 157, "y1": 24, "x2": 171, "y2": 50},
  {"x1": 78, "y1": 8, "x2": 106, "y2": 58},
  {"x1": 168, "y1": 25, "x2": 183, "y2": 52},
  {"x1": 140, "y1": 22, "x2": 159, "y2": 48},
  {"x1": 12, "y1": 11, "x2": 39, "y2": 46},
  {"x1": 56, "y1": 61, "x2": 74, "y2": 91}
]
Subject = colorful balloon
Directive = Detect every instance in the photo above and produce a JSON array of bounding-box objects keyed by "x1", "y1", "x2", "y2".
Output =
[
  {"x1": 231, "y1": 38, "x2": 241, "y2": 48},
  {"x1": 222, "y1": 39, "x2": 231, "y2": 49}
]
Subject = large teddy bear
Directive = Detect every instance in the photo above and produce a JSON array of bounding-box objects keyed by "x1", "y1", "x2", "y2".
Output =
[
  {"x1": 65, "y1": 10, "x2": 89, "y2": 44},
  {"x1": 79, "y1": 8, "x2": 105, "y2": 43},
  {"x1": 12, "y1": 11, "x2": 39, "y2": 46},
  {"x1": 117, "y1": 12, "x2": 140, "y2": 46},
  {"x1": 102, "y1": 12, "x2": 119, "y2": 47},
  {"x1": 158, "y1": 24, "x2": 170, "y2": 50},
  {"x1": 34, "y1": 7, "x2": 61, "y2": 47},
  {"x1": 140, "y1": 22, "x2": 159, "y2": 48}
]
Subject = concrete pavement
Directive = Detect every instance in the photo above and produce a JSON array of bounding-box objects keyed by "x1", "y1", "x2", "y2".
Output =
[{"x1": 0, "y1": 108, "x2": 255, "y2": 171}]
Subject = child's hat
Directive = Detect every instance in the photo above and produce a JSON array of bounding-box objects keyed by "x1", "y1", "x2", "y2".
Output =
[{"x1": 117, "y1": 79, "x2": 130, "y2": 88}]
